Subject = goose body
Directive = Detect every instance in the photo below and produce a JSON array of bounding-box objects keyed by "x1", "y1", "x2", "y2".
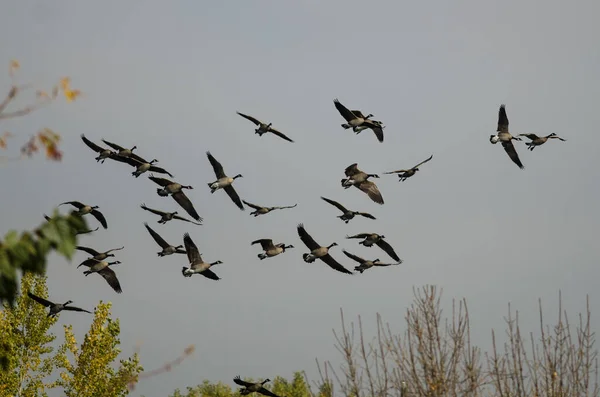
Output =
[
  {"x1": 489, "y1": 104, "x2": 524, "y2": 169},
  {"x1": 242, "y1": 200, "x2": 297, "y2": 217},
  {"x1": 27, "y1": 291, "x2": 91, "y2": 317},
  {"x1": 252, "y1": 239, "x2": 294, "y2": 259},
  {"x1": 206, "y1": 151, "x2": 244, "y2": 210},
  {"x1": 181, "y1": 232, "x2": 222, "y2": 280},
  {"x1": 346, "y1": 233, "x2": 401, "y2": 262},
  {"x1": 80, "y1": 134, "x2": 117, "y2": 163},
  {"x1": 140, "y1": 203, "x2": 202, "y2": 225},
  {"x1": 297, "y1": 223, "x2": 353, "y2": 274},
  {"x1": 342, "y1": 250, "x2": 401, "y2": 273},
  {"x1": 518, "y1": 133, "x2": 566, "y2": 151},
  {"x1": 236, "y1": 111, "x2": 294, "y2": 142},
  {"x1": 80, "y1": 259, "x2": 122, "y2": 293},
  {"x1": 233, "y1": 376, "x2": 282, "y2": 397},
  {"x1": 320, "y1": 196, "x2": 376, "y2": 223},
  {"x1": 59, "y1": 201, "x2": 108, "y2": 229},
  {"x1": 148, "y1": 175, "x2": 193, "y2": 196},
  {"x1": 100, "y1": 139, "x2": 147, "y2": 163},
  {"x1": 341, "y1": 164, "x2": 384, "y2": 205},
  {"x1": 144, "y1": 222, "x2": 187, "y2": 256},
  {"x1": 333, "y1": 99, "x2": 385, "y2": 142},
  {"x1": 76, "y1": 245, "x2": 124, "y2": 267},
  {"x1": 384, "y1": 154, "x2": 434, "y2": 182}
]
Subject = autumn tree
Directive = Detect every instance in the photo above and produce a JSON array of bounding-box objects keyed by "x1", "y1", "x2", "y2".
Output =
[
  {"x1": 314, "y1": 285, "x2": 598, "y2": 397},
  {"x1": 0, "y1": 272, "x2": 60, "y2": 396},
  {"x1": 49, "y1": 301, "x2": 143, "y2": 397}
]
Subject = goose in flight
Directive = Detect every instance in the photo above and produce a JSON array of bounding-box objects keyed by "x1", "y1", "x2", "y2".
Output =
[
  {"x1": 59, "y1": 201, "x2": 108, "y2": 229},
  {"x1": 206, "y1": 151, "x2": 244, "y2": 210},
  {"x1": 297, "y1": 223, "x2": 352, "y2": 275},
  {"x1": 333, "y1": 98, "x2": 384, "y2": 142},
  {"x1": 489, "y1": 104, "x2": 524, "y2": 169},
  {"x1": 518, "y1": 133, "x2": 566, "y2": 151},
  {"x1": 384, "y1": 154, "x2": 434, "y2": 182},
  {"x1": 236, "y1": 111, "x2": 294, "y2": 142},
  {"x1": 27, "y1": 291, "x2": 92, "y2": 317}
]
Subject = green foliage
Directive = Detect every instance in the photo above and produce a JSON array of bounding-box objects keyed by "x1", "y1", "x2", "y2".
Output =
[
  {"x1": 0, "y1": 209, "x2": 88, "y2": 307},
  {"x1": 167, "y1": 372, "x2": 316, "y2": 397},
  {"x1": 0, "y1": 272, "x2": 59, "y2": 397},
  {"x1": 50, "y1": 301, "x2": 144, "y2": 397}
]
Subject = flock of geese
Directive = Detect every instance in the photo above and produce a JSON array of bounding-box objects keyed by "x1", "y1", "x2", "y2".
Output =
[{"x1": 25, "y1": 99, "x2": 566, "y2": 397}]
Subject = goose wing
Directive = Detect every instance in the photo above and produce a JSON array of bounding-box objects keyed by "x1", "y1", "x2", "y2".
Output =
[
  {"x1": 90, "y1": 209, "x2": 108, "y2": 229},
  {"x1": 62, "y1": 305, "x2": 92, "y2": 313},
  {"x1": 333, "y1": 98, "x2": 358, "y2": 122},
  {"x1": 233, "y1": 376, "x2": 255, "y2": 388},
  {"x1": 144, "y1": 222, "x2": 170, "y2": 249},
  {"x1": 183, "y1": 232, "x2": 203, "y2": 263},
  {"x1": 148, "y1": 165, "x2": 173, "y2": 177},
  {"x1": 344, "y1": 163, "x2": 360, "y2": 177},
  {"x1": 172, "y1": 214, "x2": 203, "y2": 225},
  {"x1": 296, "y1": 223, "x2": 320, "y2": 251},
  {"x1": 80, "y1": 134, "x2": 106, "y2": 153},
  {"x1": 224, "y1": 185, "x2": 244, "y2": 210},
  {"x1": 320, "y1": 254, "x2": 354, "y2": 275},
  {"x1": 321, "y1": 196, "x2": 349, "y2": 213},
  {"x1": 497, "y1": 104, "x2": 509, "y2": 133},
  {"x1": 77, "y1": 227, "x2": 99, "y2": 235},
  {"x1": 351, "y1": 109, "x2": 366, "y2": 118},
  {"x1": 98, "y1": 267, "x2": 122, "y2": 293},
  {"x1": 273, "y1": 203, "x2": 297, "y2": 210},
  {"x1": 101, "y1": 139, "x2": 125, "y2": 151},
  {"x1": 78, "y1": 258, "x2": 100, "y2": 268},
  {"x1": 501, "y1": 140, "x2": 525, "y2": 169},
  {"x1": 374, "y1": 261, "x2": 402, "y2": 267},
  {"x1": 200, "y1": 268, "x2": 220, "y2": 280},
  {"x1": 206, "y1": 151, "x2": 226, "y2": 179},
  {"x1": 27, "y1": 291, "x2": 53, "y2": 307},
  {"x1": 109, "y1": 155, "x2": 142, "y2": 167},
  {"x1": 236, "y1": 111, "x2": 262, "y2": 126},
  {"x1": 370, "y1": 124, "x2": 384, "y2": 142},
  {"x1": 76, "y1": 246, "x2": 101, "y2": 256},
  {"x1": 383, "y1": 169, "x2": 409, "y2": 174},
  {"x1": 346, "y1": 233, "x2": 371, "y2": 239},
  {"x1": 252, "y1": 239, "x2": 275, "y2": 250},
  {"x1": 342, "y1": 250, "x2": 367, "y2": 264},
  {"x1": 257, "y1": 387, "x2": 282, "y2": 397},
  {"x1": 375, "y1": 239, "x2": 400, "y2": 262},
  {"x1": 241, "y1": 200, "x2": 262, "y2": 210},
  {"x1": 518, "y1": 133, "x2": 539, "y2": 140},
  {"x1": 412, "y1": 154, "x2": 434, "y2": 169},
  {"x1": 268, "y1": 127, "x2": 294, "y2": 142},
  {"x1": 140, "y1": 203, "x2": 166, "y2": 216},
  {"x1": 356, "y1": 180, "x2": 384, "y2": 205},
  {"x1": 43, "y1": 214, "x2": 51, "y2": 221},
  {"x1": 59, "y1": 201, "x2": 85, "y2": 209},
  {"x1": 357, "y1": 212, "x2": 376, "y2": 220},
  {"x1": 148, "y1": 175, "x2": 174, "y2": 187},
  {"x1": 171, "y1": 191, "x2": 202, "y2": 221}
]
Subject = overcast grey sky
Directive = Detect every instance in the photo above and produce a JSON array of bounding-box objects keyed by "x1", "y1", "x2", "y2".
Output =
[{"x1": 2, "y1": 1, "x2": 600, "y2": 396}]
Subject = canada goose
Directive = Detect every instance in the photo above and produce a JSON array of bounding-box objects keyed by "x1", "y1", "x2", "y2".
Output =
[
  {"x1": 148, "y1": 175, "x2": 193, "y2": 196},
  {"x1": 76, "y1": 245, "x2": 124, "y2": 268},
  {"x1": 342, "y1": 250, "x2": 401, "y2": 273},
  {"x1": 206, "y1": 151, "x2": 244, "y2": 210},
  {"x1": 43, "y1": 214, "x2": 99, "y2": 235},
  {"x1": 518, "y1": 133, "x2": 567, "y2": 151},
  {"x1": 143, "y1": 222, "x2": 186, "y2": 257},
  {"x1": 242, "y1": 200, "x2": 297, "y2": 217},
  {"x1": 111, "y1": 155, "x2": 173, "y2": 178},
  {"x1": 346, "y1": 233, "x2": 401, "y2": 262},
  {"x1": 297, "y1": 223, "x2": 352, "y2": 275},
  {"x1": 59, "y1": 201, "x2": 108, "y2": 229},
  {"x1": 489, "y1": 104, "x2": 524, "y2": 169},
  {"x1": 80, "y1": 134, "x2": 117, "y2": 163},
  {"x1": 384, "y1": 154, "x2": 434, "y2": 182},
  {"x1": 181, "y1": 232, "x2": 222, "y2": 280},
  {"x1": 80, "y1": 259, "x2": 122, "y2": 293},
  {"x1": 251, "y1": 239, "x2": 294, "y2": 260},
  {"x1": 233, "y1": 376, "x2": 282, "y2": 397},
  {"x1": 320, "y1": 196, "x2": 376, "y2": 223},
  {"x1": 333, "y1": 98, "x2": 385, "y2": 142},
  {"x1": 27, "y1": 291, "x2": 91, "y2": 317},
  {"x1": 140, "y1": 203, "x2": 202, "y2": 225},
  {"x1": 341, "y1": 163, "x2": 384, "y2": 205},
  {"x1": 100, "y1": 139, "x2": 147, "y2": 163},
  {"x1": 236, "y1": 111, "x2": 294, "y2": 142}
]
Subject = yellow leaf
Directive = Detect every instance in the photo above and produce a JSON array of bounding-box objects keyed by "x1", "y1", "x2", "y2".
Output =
[
  {"x1": 63, "y1": 89, "x2": 81, "y2": 102},
  {"x1": 9, "y1": 60, "x2": 20, "y2": 72},
  {"x1": 60, "y1": 77, "x2": 70, "y2": 90}
]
